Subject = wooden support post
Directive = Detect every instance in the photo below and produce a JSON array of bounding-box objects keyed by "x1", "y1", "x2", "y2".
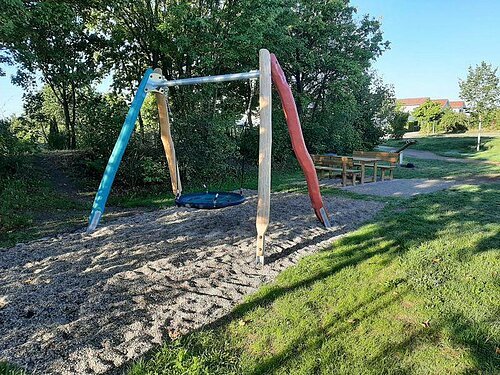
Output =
[
  {"x1": 154, "y1": 69, "x2": 182, "y2": 196},
  {"x1": 256, "y1": 49, "x2": 272, "y2": 266}
]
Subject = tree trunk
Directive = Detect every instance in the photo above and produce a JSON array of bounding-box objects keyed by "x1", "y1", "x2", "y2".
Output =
[
  {"x1": 477, "y1": 114, "x2": 482, "y2": 151},
  {"x1": 62, "y1": 98, "x2": 72, "y2": 149},
  {"x1": 70, "y1": 83, "x2": 77, "y2": 149},
  {"x1": 49, "y1": 116, "x2": 58, "y2": 139},
  {"x1": 69, "y1": 120, "x2": 76, "y2": 149},
  {"x1": 295, "y1": 48, "x2": 303, "y2": 117},
  {"x1": 295, "y1": 70, "x2": 303, "y2": 117},
  {"x1": 138, "y1": 112, "x2": 145, "y2": 144},
  {"x1": 40, "y1": 118, "x2": 49, "y2": 144}
]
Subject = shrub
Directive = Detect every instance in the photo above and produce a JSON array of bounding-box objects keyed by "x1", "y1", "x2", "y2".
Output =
[
  {"x1": 483, "y1": 108, "x2": 500, "y2": 130},
  {"x1": 440, "y1": 111, "x2": 469, "y2": 133},
  {"x1": 47, "y1": 117, "x2": 66, "y2": 150},
  {"x1": 141, "y1": 156, "x2": 168, "y2": 184},
  {"x1": 0, "y1": 118, "x2": 35, "y2": 179}
]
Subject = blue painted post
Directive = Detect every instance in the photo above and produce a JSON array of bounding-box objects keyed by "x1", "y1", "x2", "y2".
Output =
[{"x1": 87, "y1": 69, "x2": 153, "y2": 232}]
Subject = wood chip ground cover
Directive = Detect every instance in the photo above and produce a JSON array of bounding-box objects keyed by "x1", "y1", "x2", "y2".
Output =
[{"x1": 0, "y1": 191, "x2": 383, "y2": 374}]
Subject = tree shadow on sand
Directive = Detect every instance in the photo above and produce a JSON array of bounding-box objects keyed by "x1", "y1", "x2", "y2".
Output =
[
  {"x1": 118, "y1": 184, "x2": 499, "y2": 374},
  {"x1": 0, "y1": 192, "x2": 383, "y2": 373}
]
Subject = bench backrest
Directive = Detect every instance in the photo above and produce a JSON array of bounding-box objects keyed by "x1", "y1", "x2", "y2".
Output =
[
  {"x1": 353, "y1": 151, "x2": 399, "y2": 164},
  {"x1": 311, "y1": 155, "x2": 353, "y2": 168}
]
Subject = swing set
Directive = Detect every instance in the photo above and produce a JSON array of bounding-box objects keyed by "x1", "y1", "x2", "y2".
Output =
[{"x1": 87, "y1": 49, "x2": 331, "y2": 265}]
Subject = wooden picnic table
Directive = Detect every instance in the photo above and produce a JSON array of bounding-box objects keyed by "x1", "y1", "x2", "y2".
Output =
[
  {"x1": 318, "y1": 154, "x2": 380, "y2": 184},
  {"x1": 352, "y1": 157, "x2": 380, "y2": 184}
]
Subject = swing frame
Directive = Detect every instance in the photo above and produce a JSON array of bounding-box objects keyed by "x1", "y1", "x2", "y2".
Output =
[{"x1": 87, "y1": 49, "x2": 330, "y2": 265}]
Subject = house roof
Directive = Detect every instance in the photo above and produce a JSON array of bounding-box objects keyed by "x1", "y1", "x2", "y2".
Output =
[
  {"x1": 449, "y1": 100, "x2": 465, "y2": 109},
  {"x1": 431, "y1": 99, "x2": 449, "y2": 108},
  {"x1": 397, "y1": 97, "x2": 430, "y2": 106}
]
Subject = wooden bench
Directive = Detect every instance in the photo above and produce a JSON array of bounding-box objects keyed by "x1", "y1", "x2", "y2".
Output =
[
  {"x1": 353, "y1": 151, "x2": 399, "y2": 181},
  {"x1": 311, "y1": 155, "x2": 361, "y2": 186}
]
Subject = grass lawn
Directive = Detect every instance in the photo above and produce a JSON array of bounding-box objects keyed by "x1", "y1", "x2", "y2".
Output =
[
  {"x1": 383, "y1": 135, "x2": 500, "y2": 163},
  {"x1": 0, "y1": 362, "x2": 25, "y2": 375},
  {"x1": 128, "y1": 183, "x2": 500, "y2": 374},
  {"x1": 394, "y1": 157, "x2": 500, "y2": 180}
]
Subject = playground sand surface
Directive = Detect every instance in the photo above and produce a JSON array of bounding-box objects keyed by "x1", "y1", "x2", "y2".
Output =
[{"x1": 0, "y1": 191, "x2": 383, "y2": 374}]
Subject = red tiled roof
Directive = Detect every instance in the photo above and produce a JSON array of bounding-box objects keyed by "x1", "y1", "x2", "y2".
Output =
[
  {"x1": 397, "y1": 97, "x2": 430, "y2": 106},
  {"x1": 431, "y1": 99, "x2": 449, "y2": 108},
  {"x1": 449, "y1": 100, "x2": 465, "y2": 109}
]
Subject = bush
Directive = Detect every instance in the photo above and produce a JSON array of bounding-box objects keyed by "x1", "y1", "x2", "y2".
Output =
[
  {"x1": 414, "y1": 101, "x2": 444, "y2": 134},
  {"x1": 77, "y1": 93, "x2": 128, "y2": 159},
  {"x1": 141, "y1": 156, "x2": 168, "y2": 184},
  {"x1": 174, "y1": 113, "x2": 239, "y2": 187},
  {"x1": 440, "y1": 111, "x2": 469, "y2": 133},
  {"x1": 419, "y1": 121, "x2": 443, "y2": 134},
  {"x1": 73, "y1": 79, "x2": 391, "y2": 191},
  {"x1": 0, "y1": 119, "x2": 35, "y2": 179},
  {"x1": 483, "y1": 108, "x2": 500, "y2": 130},
  {"x1": 0, "y1": 118, "x2": 30, "y2": 157}
]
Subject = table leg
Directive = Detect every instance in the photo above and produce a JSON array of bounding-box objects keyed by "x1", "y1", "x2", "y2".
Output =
[
  {"x1": 373, "y1": 163, "x2": 377, "y2": 182},
  {"x1": 360, "y1": 163, "x2": 365, "y2": 184}
]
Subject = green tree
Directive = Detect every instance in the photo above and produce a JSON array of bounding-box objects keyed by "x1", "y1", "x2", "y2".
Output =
[
  {"x1": 0, "y1": 0, "x2": 103, "y2": 149},
  {"x1": 21, "y1": 86, "x2": 66, "y2": 149},
  {"x1": 459, "y1": 61, "x2": 500, "y2": 150},
  {"x1": 3, "y1": 0, "x2": 393, "y2": 189},
  {"x1": 0, "y1": 117, "x2": 35, "y2": 178},
  {"x1": 273, "y1": 0, "x2": 390, "y2": 152},
  {"x1": 92, "y1": 0, "x2": 389, "y2": 133},
  {"x1": 412, "y1": 100, "x2": 444, "y2": 134},
  {"x1": 388, "y1": 104, "x2": 409, "y2": 139},
  {"x1": 0, "y1": 118, "x2": 16, "y2": 158}
]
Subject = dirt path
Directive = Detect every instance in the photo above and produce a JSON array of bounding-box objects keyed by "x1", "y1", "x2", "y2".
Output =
[
  {"x1": 0, "y1": 191, "x2": 384, "y2": 374},
  {"x1": 34, "y1": 152, "x2": 82, "y2": 201},
  {"x1": 21, "y1": 152, "x2": 150, "y2": 242}
]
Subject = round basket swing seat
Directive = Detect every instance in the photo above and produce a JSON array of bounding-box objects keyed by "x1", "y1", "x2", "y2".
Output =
[{"x1": 175, "y1": 192, "x2": 245, "y2": 209}]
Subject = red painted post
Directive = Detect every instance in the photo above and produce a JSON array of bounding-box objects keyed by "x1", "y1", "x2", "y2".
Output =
[{"x1": 270, "y1": 54, "x2": 331, "y2": 227}]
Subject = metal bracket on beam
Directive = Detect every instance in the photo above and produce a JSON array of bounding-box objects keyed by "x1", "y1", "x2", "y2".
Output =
[{"x1": 145, "y1": 72, "x2": 166, "y2": 94}]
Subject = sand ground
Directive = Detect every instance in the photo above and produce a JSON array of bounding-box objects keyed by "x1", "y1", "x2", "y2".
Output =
[{"x1": 0, "y1": 191, "x2": 383, "y2": 374}]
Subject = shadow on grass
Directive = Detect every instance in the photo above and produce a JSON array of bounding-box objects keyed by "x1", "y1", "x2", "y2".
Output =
[
  {"x1": 124, "y1": 183, "x2": 500, "y2": 374},
  {"x1": 2, "y1": 176, "x2": 498, "y2": 374}
]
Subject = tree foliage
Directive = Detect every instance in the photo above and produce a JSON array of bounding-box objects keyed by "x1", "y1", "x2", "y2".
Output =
[
  {"x1": 389, "y1": 106, "x2": 409, "y2": 139},
  {"x1": 1, "y1": 0, "x2": 395, "y2": 189},
  {"x1": 0, "y1": 117, "x2": 35, "y2": 178},
  {"x1": 439, "y1": 111, "x2": 469, "y2": 134},
  {"x1": 483, "y1": 108, "x2": 500, "y2": 129},
  {"x1": 413, "y1": 100, "x2": 444, "y2": 134},
  {"x1": 459, "y1": 61, "x2": 500, "y2": 123},
  {"x1": 0, "y1": 0, "x2": 104, "y2": 148}
]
